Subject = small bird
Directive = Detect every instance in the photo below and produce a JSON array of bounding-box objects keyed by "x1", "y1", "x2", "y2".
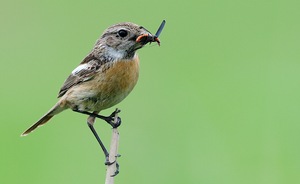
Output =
[{"x1": 21, "y1": 21, "x2": 165, "y2": 164}]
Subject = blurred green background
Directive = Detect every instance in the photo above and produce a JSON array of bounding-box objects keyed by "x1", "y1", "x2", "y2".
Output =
[{"x1": 1, "y1": 0, "x2": 300, "y2": 183}]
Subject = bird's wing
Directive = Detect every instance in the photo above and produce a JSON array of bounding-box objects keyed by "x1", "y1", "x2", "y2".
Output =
[{"x1": 57, "y1": 54, "x2": 106, "y2": 98}]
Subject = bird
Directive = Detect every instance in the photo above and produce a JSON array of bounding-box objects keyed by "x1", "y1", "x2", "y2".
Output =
[{"x1": 21, "y1": 21, "x2": 165, "y2": 165}]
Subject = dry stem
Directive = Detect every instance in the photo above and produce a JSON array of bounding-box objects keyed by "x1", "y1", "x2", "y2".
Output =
[{"x1": 105, "y1": 109, "x2": 120, "y2": 184}]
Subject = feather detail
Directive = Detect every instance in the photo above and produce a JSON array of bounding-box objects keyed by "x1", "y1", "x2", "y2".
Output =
[
  {"x1": 58, "y1": 58, "x2": 107, "y2": 98},
  {"x1": 21, "y1": 102, "x2": 66, "y2": 136}
]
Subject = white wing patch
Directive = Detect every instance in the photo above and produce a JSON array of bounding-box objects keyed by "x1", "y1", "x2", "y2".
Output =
[{"x1": 72, "y1": 63, "x2": 89, "y2": 75}]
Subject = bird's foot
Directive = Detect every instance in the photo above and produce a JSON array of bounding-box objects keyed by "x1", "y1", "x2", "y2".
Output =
[
  {"x1": 103, "y1": 109, "x2": 121, "y2": 128},
  {"x1": 104, "y1": 154, "x2": 121, "y2": 177}
]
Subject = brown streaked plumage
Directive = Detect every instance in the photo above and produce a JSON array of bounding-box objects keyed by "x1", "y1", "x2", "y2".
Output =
[
  {"x1": 21, "y1": 20, "x2": 166, "y2": 172},
  {"x1": 61, "y1": 55, "x2": 140, "y2": 112},
  {"x1": 21, "y1": 22, "x2": 163, "y2": 136}
]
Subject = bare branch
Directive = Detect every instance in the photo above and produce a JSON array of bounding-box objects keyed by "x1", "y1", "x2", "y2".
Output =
[{"x1": 105, "y1": 109, "x2": 120, "y2": 184}]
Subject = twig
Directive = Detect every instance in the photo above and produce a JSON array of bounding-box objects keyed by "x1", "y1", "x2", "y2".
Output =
[{"x1": 105, "y1": 109, "x2": 120, "y2": 184}]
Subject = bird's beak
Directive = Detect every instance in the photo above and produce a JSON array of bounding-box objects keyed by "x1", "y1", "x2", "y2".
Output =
[{"x1": 136, "y1": 34, "x2": 161, "y2": 46}]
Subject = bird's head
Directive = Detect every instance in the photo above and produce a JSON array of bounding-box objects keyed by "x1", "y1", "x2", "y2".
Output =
[{"x1": 94, "y1": 22, "x2": 161, "y2": 60}]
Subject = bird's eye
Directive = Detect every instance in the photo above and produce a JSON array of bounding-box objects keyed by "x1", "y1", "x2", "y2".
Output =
[{"x1": 117, "y1": 29, "x2": 128, "y2": 37}]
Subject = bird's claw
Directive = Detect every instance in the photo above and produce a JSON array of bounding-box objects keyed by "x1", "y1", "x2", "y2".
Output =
[
  {"x1": 105, "y1": 109, "x2": 121, "y2": 128},
  {"x1": 110, "y1": 162, "x2": 120, "y2": 177},
  {"x1": 104, "y1": 154, "x2": 120, "y2": 177}
]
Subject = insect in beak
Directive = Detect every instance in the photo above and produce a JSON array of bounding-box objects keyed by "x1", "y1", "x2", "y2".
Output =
[{"x1": 136, "y1": 20, "x2": 166, "y2": 46}]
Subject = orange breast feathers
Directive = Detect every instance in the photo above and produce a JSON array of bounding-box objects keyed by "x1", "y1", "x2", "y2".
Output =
[
  {"x1": 61, "y1": 55, "x2": 140, "y2": 111},
  {"x1": 99, "y1": 55, "x2": 140, "y2": 95}
]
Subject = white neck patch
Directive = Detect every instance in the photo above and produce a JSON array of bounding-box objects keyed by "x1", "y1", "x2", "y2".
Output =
[{"x1": 106, "y1": 47, "x2": 125, "y2": 61}]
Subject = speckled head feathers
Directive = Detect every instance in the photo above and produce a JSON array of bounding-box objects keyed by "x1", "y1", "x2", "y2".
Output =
[{"x1": 91, "y1": 22, "x2": 158, "y2": 60}]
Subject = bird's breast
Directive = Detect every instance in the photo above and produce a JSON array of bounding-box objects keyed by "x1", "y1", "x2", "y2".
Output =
[
  {"x1": 96, "y1": 55, "x2": 140, "y2": 101},
  {"x1": 63, "y1": 55, "x2": 140, "y2": 111}
]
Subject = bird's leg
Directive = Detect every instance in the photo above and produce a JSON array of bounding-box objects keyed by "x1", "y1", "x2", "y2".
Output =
[
  {"x1": 73, "y1": 109, "x2": 121, "y2": 128},
  {"x1": 86, "y1": 111, "x2": 115, "y2": 165}
]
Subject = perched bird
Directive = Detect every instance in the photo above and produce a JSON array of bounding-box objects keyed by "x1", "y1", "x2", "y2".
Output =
[{"x1": 21, "y1": 21, "x2": 165, "y2": 165}]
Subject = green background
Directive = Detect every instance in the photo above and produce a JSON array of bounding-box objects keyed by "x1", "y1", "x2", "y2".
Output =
[{"x1": 1, "y1": 0, "x2": 300, "y2": 183}]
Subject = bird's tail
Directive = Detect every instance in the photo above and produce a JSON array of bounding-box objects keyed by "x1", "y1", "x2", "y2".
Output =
[{"x1": 21, "y1": 103, "x2": 65, "y2": 136}]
